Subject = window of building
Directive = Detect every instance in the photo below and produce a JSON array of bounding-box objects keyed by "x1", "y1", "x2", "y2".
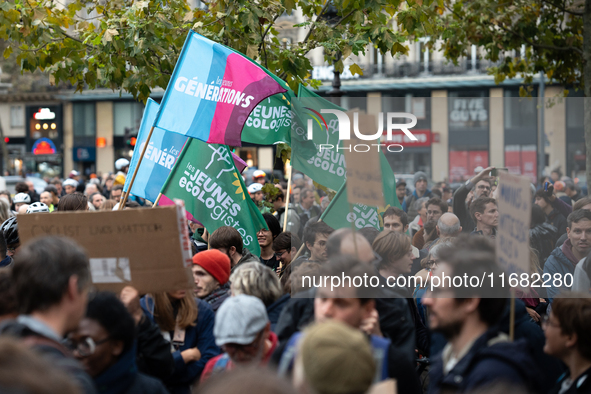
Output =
[
  {"x1": 504, "y1": 89, "x2": 537, "y2": 130},
  {"x1": 10, "y1": 106, "x2": 24, "y2": 128},
  {"x1": 73, "y1": 102, "x2": 96, "y2": 137},
  {"x1": 113, "y1": 101, "x2": 144, "y2": 136}
]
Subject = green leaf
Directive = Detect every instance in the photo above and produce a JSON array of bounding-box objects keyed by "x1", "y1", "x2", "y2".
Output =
[
  {"x1": 349, "y1": 63, "x2": 363, "y2": 76},
  {"x1": 3, "y1": 46, "x2": 13, "y2": 59},
  {"x1": 284, "y1": 0, "x2": 295, "y2": 14}
]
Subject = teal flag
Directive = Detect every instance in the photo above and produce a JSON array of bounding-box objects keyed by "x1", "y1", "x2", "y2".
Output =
[
  {"x1": 241, "y1": 91, "x2": 294, "y2": 145},
  {"x1": 290, "y1": 85, "x2": 347, "y2": 191},
  {"x1": 320, "y1": 152, "x2": 401, "y2": 230},
  {"x1": 160, "y1": 138, "x2": 267, "y2": 256}
]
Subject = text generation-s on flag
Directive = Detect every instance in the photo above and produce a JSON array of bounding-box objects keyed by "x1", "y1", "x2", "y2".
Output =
[{"x1": 154, "y1": 31, "x2": 288, "y2": 146}]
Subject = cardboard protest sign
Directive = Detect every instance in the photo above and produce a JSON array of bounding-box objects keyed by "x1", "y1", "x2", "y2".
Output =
[
  {"x1": 18, "y1": 205, "x2": 193, "y2": 294},
  {"x1": 496, "y1": 172, "x2": 531, "y2": 276},
  {"x1": 343, "y1": 112, "x2": 384, "y2": 207}
]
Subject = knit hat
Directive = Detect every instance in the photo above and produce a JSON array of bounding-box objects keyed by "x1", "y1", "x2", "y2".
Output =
[
  {"x1": 192, "y1": 249, "x2": 231, "y2": 285},
  {"x1": 413, "y1": 171, "x2": 428, "y2": 185},
  {"x1": 299, "y1": 321, "x2": 375, "y2": 394},
  {"x1": 62, "y1": 179, "x2": 78, "y2": 188}
]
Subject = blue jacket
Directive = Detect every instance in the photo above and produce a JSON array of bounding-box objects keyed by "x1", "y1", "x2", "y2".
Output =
[
  {"x1": 402, "y1": 188, "x2": 433, "y2": 214},
  {"x1": 428, "y1": 329, "x2": 541, "y2": 394},
  {"x1": 140, "y1": 296, "x2": 220, "y2": 394},
  {"x1": 544, "y1": 245, "x2": 576, "y2": 301},
  {"x1": 94, "y1": 345, "x2": 169, "y2": 394},
  {"x1": 266, "y1": 294, "x2": 290, "y2": 332}
]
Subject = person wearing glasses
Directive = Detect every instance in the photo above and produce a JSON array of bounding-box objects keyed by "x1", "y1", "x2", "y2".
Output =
[
  {"x1": 272, "y1": 232, "x2": 300, "y2": 277},
  {"x1": 543, "y1": 294, "x2": 591, "y2": 394},
  {"x1": 452, "y1": 166, "x2": 495, "y2": 234},
  {"x1": 68, "y1": 292, "x2": 168, "y2": 394}
]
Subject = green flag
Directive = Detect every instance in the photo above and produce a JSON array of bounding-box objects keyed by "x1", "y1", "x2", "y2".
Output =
[
  {"x1": 160, "y1": 138, "x2": 267, "y2": 256},
  {"x1": 241, "y1": 92, "x2": 294, "y2": 145},
  {"x1": 320, "y1": 152, "x2": 402, "y2": 230},
  {"x1": 290, "y1": 85, "x2": 347, "y2": 191}
]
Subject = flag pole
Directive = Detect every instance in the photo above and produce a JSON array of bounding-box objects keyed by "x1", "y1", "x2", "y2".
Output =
[
  {"x1": 152, "y1": 193, "x2": 163, "y2": 207},
  {"x1": 282, "y1": 162, "x2": 292, "y2": 232},
  {"x1": 119, "y1": 126, "x2": 155, "y2": 210},
  {"x1": 509, "y1": 289, "x2": 516, "y2": 341}
]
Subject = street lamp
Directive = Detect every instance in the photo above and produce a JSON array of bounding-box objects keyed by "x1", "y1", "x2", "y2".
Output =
[{"x1": 317, "y1": 3, "x2": 343, "y2": 99}]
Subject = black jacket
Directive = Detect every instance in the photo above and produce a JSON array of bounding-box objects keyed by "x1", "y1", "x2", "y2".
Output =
[
  {"x1": 136, "y1": 315, "x2": 175, "y2": 381},
  {"x1": 497, "y1": 299, "x2": 566, "y2": 390},
  {"x1": 530, "y1": 222, "x2": 559, "y2": 269},
  {"x1": 94, "y1": 345, "x2": 169, "y2": 394},
  {"x1": 428, "y1": 329, "x2": 541, "y2": 394},
  {"x1": 548, "y1": 208, "x2": 568, "y2": 238},
  {"x1": 267, "y1": 293, "x2": 290, "y2": 333},
  {"x1": 452, "y1": 184, "x2": 475, "y2": 234},
  {"x1": 0, "y1": 319, "x2": 97, "y2": 394},
  {"x1": 550, "y1": 366, "x2": 591, "y2": 394}
]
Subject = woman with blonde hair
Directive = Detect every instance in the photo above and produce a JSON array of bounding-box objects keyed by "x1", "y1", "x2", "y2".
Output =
[
  {"x1": 141, "y1": 289, "x2": 219, "y2": 394},
  {"x1": 0, "y1": 198, "x2": 13, "y2": 223}
]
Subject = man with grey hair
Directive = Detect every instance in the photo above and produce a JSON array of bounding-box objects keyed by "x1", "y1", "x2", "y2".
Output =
[
  {"x1": 230, "y1": 262, "x2": 288, "y2": 331},
  {"x1": 437, "y1": 213, "x2": 462, "y2": 239}
]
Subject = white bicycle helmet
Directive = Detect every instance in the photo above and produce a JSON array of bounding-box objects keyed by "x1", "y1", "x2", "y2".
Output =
[
  {"x1": 13, "y1": 193, "x2": 31, "y2": 204},
  {"x1": 115, "y1": 158, "x2": 130, "y2": 171},
  {"x1": 26, "y1": 202, "x2": 50, "y2": 214}
]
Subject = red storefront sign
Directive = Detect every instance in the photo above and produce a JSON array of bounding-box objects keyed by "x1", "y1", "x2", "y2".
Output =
[
  {"x1": 380, "y1": 129, "x2": 432, "y2": 147},
  {"x1": 449, "y1": 150, "x2": 489, "y2": 182},
  {"x1": 504, "y1": 145, "x2": 537, "y2": 184}
]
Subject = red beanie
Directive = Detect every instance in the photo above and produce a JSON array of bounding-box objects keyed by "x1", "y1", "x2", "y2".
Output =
[{"x1": 192, "y1": 249, "x2": 231, "y2": 285}]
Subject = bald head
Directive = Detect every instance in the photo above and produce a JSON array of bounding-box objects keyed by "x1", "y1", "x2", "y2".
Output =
[
  {"x1": 327, "y1": 228, "x2": 375, "y2": 264},
  {"x1": 437, "y1": 213, "x2": 462, "y2": 238}
]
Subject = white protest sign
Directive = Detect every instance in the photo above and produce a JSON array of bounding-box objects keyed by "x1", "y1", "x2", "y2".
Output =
[{"x1": 496, "y1": 172, "x2": 531, "y2": 276}]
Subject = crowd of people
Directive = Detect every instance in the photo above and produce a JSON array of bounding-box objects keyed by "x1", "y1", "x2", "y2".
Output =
[{"x1": 0, "y1": 162, "x2": 590, "y2": 394}]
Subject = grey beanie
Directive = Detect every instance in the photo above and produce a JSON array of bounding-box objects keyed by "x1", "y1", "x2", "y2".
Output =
[{"x1": 413, "y1": 171, "x2": 428, "y2": 185}]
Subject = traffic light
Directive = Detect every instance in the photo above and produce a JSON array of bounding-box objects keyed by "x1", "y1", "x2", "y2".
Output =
[{"x1": 123, "y1": 127, "x2": 137, "y2": 148}]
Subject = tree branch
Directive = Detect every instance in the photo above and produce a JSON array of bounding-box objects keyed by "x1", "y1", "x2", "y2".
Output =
[
  {"x1": 444, "y1": 3, "x2": 583, "y2": 56},
  {"x1": 540, "y1": 0, "x2": 584, "y2": 15},
  {"x1": 301, "y1": 0, "x2": 332, "y2": 46}
]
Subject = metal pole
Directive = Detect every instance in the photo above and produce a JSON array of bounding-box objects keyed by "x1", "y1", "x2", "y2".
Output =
[
  {"x1": 538, "y1": 72, "x2": 545, "y2": 184},
  {"x1": 119, "y1": 126, "x2": 155, "y2": 210}
]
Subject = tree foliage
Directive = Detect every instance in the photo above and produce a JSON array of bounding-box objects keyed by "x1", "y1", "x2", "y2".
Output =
[
  {"x1": 412, "y1": 0, "x2": 585, "y2": 95},
  {"x1": 0, "y1": 0, "x2": 442, "y2": 101}
]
